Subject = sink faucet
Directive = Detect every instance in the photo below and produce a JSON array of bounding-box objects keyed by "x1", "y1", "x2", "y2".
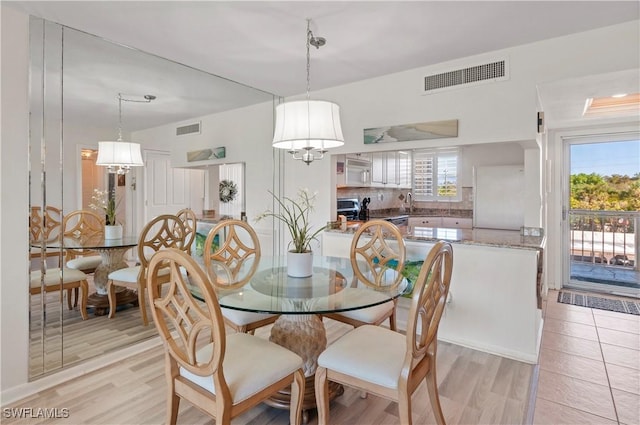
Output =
[{"x1": 406, "y1": 192, "x2": 413, "y2": 214}]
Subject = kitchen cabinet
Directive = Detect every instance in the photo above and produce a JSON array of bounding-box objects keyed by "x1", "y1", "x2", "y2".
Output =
[
  {"x1": 371, "y1": 151, "x2": 411, "y2": 188},
  {"x1": 408, "y1": 216, "x2": 442, "y2": 227},
  {"x1": 442, "y1": 217, "x2": 472, "y2": 229},
  {"x1": 408, "y1": 216, "x2": 472, "y2": 229}
]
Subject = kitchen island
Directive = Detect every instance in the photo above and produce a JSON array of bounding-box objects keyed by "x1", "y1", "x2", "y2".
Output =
[{"x1": 322, "y1": 226, "x2": 545, "y2": 363}]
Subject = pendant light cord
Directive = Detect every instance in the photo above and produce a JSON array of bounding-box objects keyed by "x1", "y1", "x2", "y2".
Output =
[{"x1": 306, "y1": 19, "x2": 311, "y2": 101}]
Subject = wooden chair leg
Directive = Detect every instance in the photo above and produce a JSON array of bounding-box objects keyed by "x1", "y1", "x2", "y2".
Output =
[
  {"x1": 398, "y1": 387, "x2": 413, "y2": 425},
  {"x1": 166, "y1": 386, "x2": 180, "y2": 425},
  {"x1": 74, "y1": 287, "x2": 79, "y2": 307},
  {"x1": 425, "y1": 359, "x2": 446, "y2": 425},
  {"x1": 314, "y1": 367, "x2": 330, "y2": 425},
  {"x1": 290, "y1": 369, "x2": 305, "y2": 425},
  {"x1": 138, "y1": 286, "x2": 148, "y2": 326},
  {"x1": 66, "y1": 288, "x2": 73, "y2": 310},
  {"x1": 79, "y1": 281, "x2": 89, "y2": 320},
  {"x1": 389, "y1": 309, "x2": 397, "y2": 331},
  {"x1": 107, "y1": 280, "x2": 117, "y2": 319}
]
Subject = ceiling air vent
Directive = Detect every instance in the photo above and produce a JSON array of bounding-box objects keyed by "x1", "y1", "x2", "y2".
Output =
[
  {"x1": 176, "y1": 121, "x2": 201, "y2": 136},
  {"x1": 423, "y1": 58, "x2": 509, "y2": 94}
]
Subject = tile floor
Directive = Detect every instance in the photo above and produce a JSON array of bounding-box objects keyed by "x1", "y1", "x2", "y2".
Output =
[{"x1": 533, "y1": 290, "x2": 640, "y2": 425}]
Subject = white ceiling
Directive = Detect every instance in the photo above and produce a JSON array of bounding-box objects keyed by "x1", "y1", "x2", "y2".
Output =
[{"x1": 7, "y1": 1, "x2": 640, "y2": 131}]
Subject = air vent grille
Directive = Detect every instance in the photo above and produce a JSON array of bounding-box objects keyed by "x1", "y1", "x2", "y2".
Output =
[
  {"x1": 423, "y1": 59, "x2": 508, "y2": 94},
  {"x1": 176, "y1": 122, "x2": 201, "y2": 136}
]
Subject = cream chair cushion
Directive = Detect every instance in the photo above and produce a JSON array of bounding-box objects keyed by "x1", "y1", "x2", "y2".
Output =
[
  {"x1": 179, "y1": 332, "x2": 303, "y2": 403},
  {"x1": 30, "y1": 268, "x2": 87, "y2": 287},
  {"x1": 331, "y1": 288, "x2": 395, "y2": 324},
  {"x1": 318, "y1": 324, "x2": 405, "y2": 389},
  {"x1": 66, "y1": 256, "x2": 102, "y2": 271}
]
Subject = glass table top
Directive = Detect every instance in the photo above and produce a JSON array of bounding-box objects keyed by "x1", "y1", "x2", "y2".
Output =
[
  {"x1": 31, "y1": 235, "x2": 139, "y2": 250},
  {"x1": 191, "y1": 255, "x2": 408, "y2": 315}
]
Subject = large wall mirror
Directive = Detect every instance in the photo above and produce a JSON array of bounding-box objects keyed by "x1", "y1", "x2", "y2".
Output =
[{"x1": 28, "y1": 16, "x2": 275, "y2": 379}]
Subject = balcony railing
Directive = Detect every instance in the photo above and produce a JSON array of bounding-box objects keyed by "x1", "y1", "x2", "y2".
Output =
[{"x1": 569, "y1": 210, "x2": 639, "y2": 272}]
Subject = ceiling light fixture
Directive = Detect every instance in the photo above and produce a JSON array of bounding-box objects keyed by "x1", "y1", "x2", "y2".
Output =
[
  {"x1": 96, "y1": 93, "x2": 155, "y2": 174},
  {"x1": 272, "y1": 18, "x2": 344, "y2": 165}
]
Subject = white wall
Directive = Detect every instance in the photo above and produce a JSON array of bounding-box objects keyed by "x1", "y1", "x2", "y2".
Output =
[{"x1": 1, "y1": 3, "x2": 30, "y2": 398}]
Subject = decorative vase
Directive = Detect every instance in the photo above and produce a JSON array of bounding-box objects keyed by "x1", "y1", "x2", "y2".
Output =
[
  {"x1": 287, "y1": 250, "x2": 313, "y2": 278},
  {"x1": 104, "y1": 224, "x2": 123, "y2": 239}
]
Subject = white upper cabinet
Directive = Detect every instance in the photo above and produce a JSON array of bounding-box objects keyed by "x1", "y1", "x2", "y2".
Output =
[{"x1": 371, "y1": 151, "x2": 410, "y2": 188}]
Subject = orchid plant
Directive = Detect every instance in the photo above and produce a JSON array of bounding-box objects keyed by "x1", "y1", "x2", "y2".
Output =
[
  {"x1": 89, "y1": 188, "x2": 118, "y2": 225},
  {"x1": 256, "y1": 188, "x2": 325, "y2": 253}
]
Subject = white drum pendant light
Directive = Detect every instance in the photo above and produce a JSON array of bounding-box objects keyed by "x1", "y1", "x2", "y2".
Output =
[
  {"x1": 272, "y1": 19, "x2": 344, "y2": 165},
  {"x1": 96, "y1": 93, "x2": 154, "y2": 174}
]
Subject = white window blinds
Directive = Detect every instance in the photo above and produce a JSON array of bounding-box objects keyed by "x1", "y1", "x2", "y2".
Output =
[{"x1": 413, "y1": 148, "x2": 460, "y2": 201}]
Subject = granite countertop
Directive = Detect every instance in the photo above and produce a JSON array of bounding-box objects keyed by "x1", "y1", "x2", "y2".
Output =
[{"x1": 327, "y1": 223, "x2": 545, "y2": 251}]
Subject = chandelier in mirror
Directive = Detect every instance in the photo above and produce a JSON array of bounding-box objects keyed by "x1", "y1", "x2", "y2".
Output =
[
  {"x1": 96, "y1": 93, "x2": 154, "y2": 174},
  {"x1": 272, "y1": 19, "x2": 344, "y2": 165}
]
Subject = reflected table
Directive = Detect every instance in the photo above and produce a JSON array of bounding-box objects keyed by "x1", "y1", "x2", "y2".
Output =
[
  {"x1": 193, "y1": 255, "x2": 407, "y2": 419},
  {"x1": 40, "y1": 235, "x2": 139, "y2": 315}
]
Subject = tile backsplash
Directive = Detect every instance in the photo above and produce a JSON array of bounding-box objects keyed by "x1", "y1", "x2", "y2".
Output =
[{"x1": 337, "y1": 187, "x2": 474, "y2": 215}]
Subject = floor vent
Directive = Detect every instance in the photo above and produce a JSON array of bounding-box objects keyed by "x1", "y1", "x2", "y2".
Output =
[
  {"x1": 176, "y1": 122, "x2": 201, "y2": 136},
  {"x1": 423, "y1": 58, "x2": 509, "y2": 94}
]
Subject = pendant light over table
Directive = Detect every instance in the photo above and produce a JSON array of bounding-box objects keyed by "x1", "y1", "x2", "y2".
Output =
[{"x1": 272, "y1": 19, "x2": 344, "y2": 165}]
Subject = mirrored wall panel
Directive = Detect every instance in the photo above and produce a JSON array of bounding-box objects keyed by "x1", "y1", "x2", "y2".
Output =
[{"x1": 28, "y1": 17, "x2": 275, "y2": 379}]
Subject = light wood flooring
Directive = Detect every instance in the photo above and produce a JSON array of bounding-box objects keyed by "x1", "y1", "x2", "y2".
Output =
[{"x1": 9, "y1": 315, "x2": 533, "y2": 424}]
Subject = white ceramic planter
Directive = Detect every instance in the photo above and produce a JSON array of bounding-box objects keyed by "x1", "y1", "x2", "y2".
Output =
[
  {"x1": 287, "y1": 251, "x2": 313, "y2": 277},
  {"x1": 104, "y1": 224, "x2": 123, "y2": 239}
]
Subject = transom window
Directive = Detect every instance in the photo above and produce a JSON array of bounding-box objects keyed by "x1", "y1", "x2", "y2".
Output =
[{"x1": 412, "y1": 148, "x2": 461, "y2": 201}]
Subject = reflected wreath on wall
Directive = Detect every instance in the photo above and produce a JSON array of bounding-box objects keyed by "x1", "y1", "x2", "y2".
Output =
[{"x1": 219, "y1": 179, "x2": 238, "y2": 203}]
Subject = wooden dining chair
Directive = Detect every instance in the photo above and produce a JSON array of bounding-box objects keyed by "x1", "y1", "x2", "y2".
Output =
[
  {"x1": 176, "y1": 208, "x2": 197, "y2": 255},
  {"x1": 203, "y1": 219, "x2": 278, "y2": 333},
  {"x1": 316, "y1": 241, "x2": 453, "y2": 425},
  {"x1": 323, "y1": 219, "x2": 406, "y2": 331},
  {"x1": 107, "y1": 214, "x2": 186, "y2": 325},
  {"x1": 147, "y1": 248, "x2": 305, "y2": 425}
]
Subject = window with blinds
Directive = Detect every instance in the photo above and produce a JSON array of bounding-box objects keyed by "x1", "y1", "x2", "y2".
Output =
[{"x1": 412, "y1": 148, "x2": 461, "y2": 201}]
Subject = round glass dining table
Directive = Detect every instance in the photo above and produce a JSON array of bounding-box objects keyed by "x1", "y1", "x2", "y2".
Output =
[
  {"x1": 190, "y1": 255, "x2": 408, "y2": 417},
  {"x1": 36, "y1": 235, "x2": 139, "y2": 315}
]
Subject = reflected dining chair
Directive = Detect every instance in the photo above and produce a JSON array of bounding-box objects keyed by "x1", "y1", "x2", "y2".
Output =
[
  {"x1": 176, "y1": 208, "x2": 197, "y2": 255},
  {"x1": 29, "y1": 205, "x2": 62, "y2": 262},
  {"x1": 315, "y1": 241, "x2": 454, "y2": 425},
  {"x1": 30, "y1": 267, "x2": 90, "y2": 320},
  {"x1": 62, "y1": 209, "x2": 105, "y2": 309},
  {"x1": 323, "y1": 219, "x2": 406, "y2": 331},
  {"x1": 203, "y1": 219, "x2": 278, "y2": 334},
  {"x1": 147, "y1": 248, "x2": 305, "y2": 425},
  {"x1": 107, "y1": 214, "x2": 186, "y2": 325}
]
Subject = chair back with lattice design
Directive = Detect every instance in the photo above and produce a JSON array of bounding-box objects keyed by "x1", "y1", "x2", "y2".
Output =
[
  {"x1": 147, "y1": 248, "x2": 225, "y2": 380},
  {"x1": 176, "y1": 208, "x2": 197, "y2": 255},
  {"x1": 63, "y1": 210, "x2": 104, "y2": 239},
  {"x1": 137, "y1": 214, "x2": 186, "y2": 277},
  {"x1": 62, "y1": 209, "x2": 105, "y2": 263},
  {"x1": 203, "y1": 219, "x2": 261, "y2": 289},
  {"x1": 30, "y1": 206, "x2": 62, "y2": 242},
  {"x1": 405, "y1": 241, "x2": 453, "y2": 363},
  {"x1": 350, "y1": 219, "x2": 406, "y2": 289}
]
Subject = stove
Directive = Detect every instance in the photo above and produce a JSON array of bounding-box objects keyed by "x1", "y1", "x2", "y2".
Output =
[{"x1": 337, "y1": 198, "x2": 360, "y2": 220}]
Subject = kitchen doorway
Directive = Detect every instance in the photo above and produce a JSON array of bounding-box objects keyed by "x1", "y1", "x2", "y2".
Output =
[{"x1": 563, "y1": 134, "x2": 640, "y2": 297}]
